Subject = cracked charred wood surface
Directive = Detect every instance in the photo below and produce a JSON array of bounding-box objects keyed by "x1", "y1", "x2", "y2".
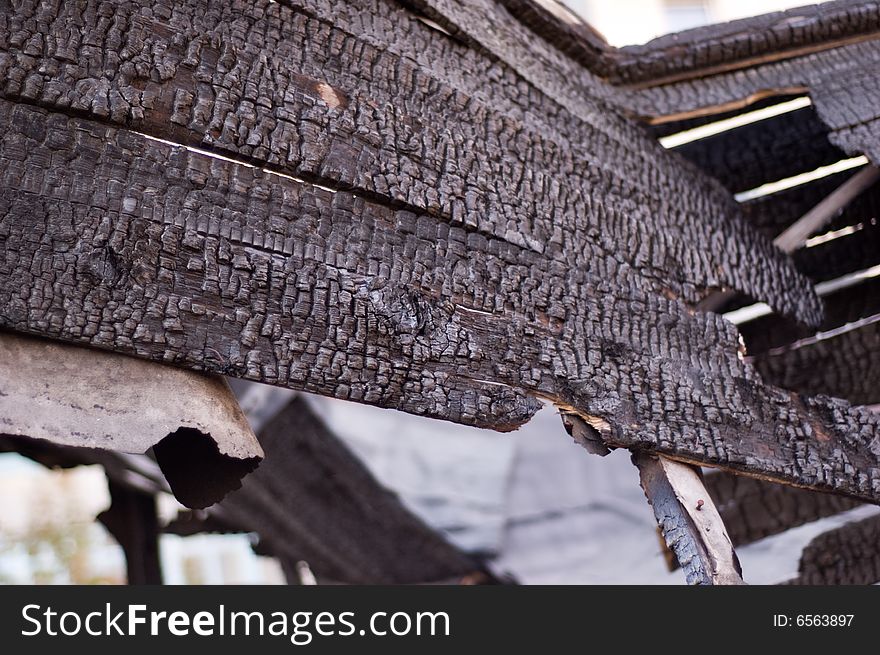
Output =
[
  {"x1": 626, "y1": 37, "x2": 880, "y2": 164},
  {"x1": 739, "y1": 276, "x2": 880, "y2": 356},
  {"x1": 611, "y1": 0, "x2": 880, "y2": 87},
  {"x1": 705, "y1": 472, "x2": 861, "y2": 549},
  {"x1": 753, "y1": 320, "x2": 880, "y2": 406},
  {"x1": 671, "y1": 107, "x2": 846, "y2": 194},
  {"x1": 5, "y1": 100, "x2": 880, "y2": 499},
  {"x1": 786, "y1": 513, "x2": 880, "y2": 584},
  {"x1": 0, "y1": 0, "x2": 820, "y2": 321},
  {"x1": 182, "y1": 395, "x2": 488, "y2": 585},
  {"x1": 3, "y1": 1, "x2": 880, "y2": 500}
]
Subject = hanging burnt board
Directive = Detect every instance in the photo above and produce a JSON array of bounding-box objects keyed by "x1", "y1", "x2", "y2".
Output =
[{"x1": 1, "y1": 0, "x2": 880, "y2": 503}]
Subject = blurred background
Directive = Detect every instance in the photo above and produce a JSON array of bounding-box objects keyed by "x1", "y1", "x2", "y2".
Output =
[{"x1": 3, "y1": 0, "x2": 875, "y2": 585}]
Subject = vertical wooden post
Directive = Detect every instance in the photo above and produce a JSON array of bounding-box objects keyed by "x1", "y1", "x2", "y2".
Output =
[{"x1": 98, "y1": 478, "x2": 163, "y2": 585}]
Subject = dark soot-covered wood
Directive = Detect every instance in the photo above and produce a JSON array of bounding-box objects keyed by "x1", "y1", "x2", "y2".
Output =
[
  {"x1": 705, "y1": 472, "x2": 861, "y2": 548},
  {"x1": 0, "y1": 0, "x2": 819, "y2": 322},
  {"x1": 794, "y1": 220, "x2": 880, "y2": 283},
  {"x1": 646, "y1": 95, "x2": 807, "y2": 139},
  {"x1": 3, "y1": 1, "x2": 880, "y2": 500},
  {"x1": 626, "y1": 38, "x2": 880, "y2": 164},
  {"x1": 671, "y1": 107, "x2": 845, "y2": 194},
  {"x1": 611, "y1": 0, "x2": 880, "y2": 86},
  {"x1": 740, "y1": 275, "x2": 880, "y2": 355},
  {"x1": 787, "y1": 513, "x2": 880, "y2": 585},
  {"x1": 739, "y1": 169, "x2": 865, "y2": 239},
  {"x1": 203, "y1": 396, "x2": 485, "y2": 584},
  {"x1": 754, "y1": 319, "x2": 880, "y2": 406}
]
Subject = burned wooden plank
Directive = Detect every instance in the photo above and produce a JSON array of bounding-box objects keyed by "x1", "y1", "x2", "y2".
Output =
[
  {"x1": 179, "y1": 394, "x2": 491, "y2": 585},
  {"x1": 739, "y1": 275, "x2": 880, "y2": 355},
  {"x1": 753, "y1": 318, "x2": 880, "y2": 405},
  {"x1": 786, "y1": 513, "x2": 880, "y2": 585},
  {"x1": 772, "y1": 166, "x2": 880, "y2": 254},
  {"x1": 671, "y1": 107, "x2": 846, "y2": 193},
  {"x1": 635, "y1": 453, "x2": 744, "y2": 585},
  {"x1": 495, "y1": 0, "x2": 613, "y2": 74},
  {"x1": 705, "y1": 473, "x2": 861, "y2": 548},
  {"x1": 0, "y1": 0, "x2": 821, "y2": 322},
  {"x1": 0, "y1": 330, "x2": 262, "y2": 508},
  {"x1": 739, "y1": 169, "x2": 866, "y2": 239},
  {"x1": 3, "y1": 89, "x2": 880, "y2": 499},
  {"x1": 647, "y1": 95, "x2": 807, "y2": 140},
  {"x1": 626, "y1": 38, "x2": 880, "y2": 166},
  {"x1": 611, "y1": 0, "x2": 880, "y2": 87},
  {"x1": 794, "y1": 220, "x2": 880, "y2": 283}
]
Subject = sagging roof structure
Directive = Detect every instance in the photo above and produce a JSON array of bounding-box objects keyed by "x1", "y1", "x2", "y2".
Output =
[{"x1": 1, "y1": 0, "x2": 879, "y2": 584}]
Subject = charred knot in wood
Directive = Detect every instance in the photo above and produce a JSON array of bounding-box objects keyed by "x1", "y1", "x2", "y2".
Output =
[
  {"x1": 600, "y1": 338, "x2": 627, "y2": 361},
  {"x1": 368, "y1": 284, "x2": 436, "y2": 337},
  {"x1": 81, "y1": 245, "x2": 122, "y2": 286}
]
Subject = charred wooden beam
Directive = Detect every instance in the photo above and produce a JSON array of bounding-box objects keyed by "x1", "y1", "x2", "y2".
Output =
[
  {"x1": 0, "y1": 0, "x2": 819, "y2": 322},
  {"x1": 740, "y1": 169, "x2": 865, "y2": 239},
  {"x1": 2, "y1": 1, "x2": 880, "y2": 501},
  {"x1": 635, "y1": 453, "x2": 744, "y2": 585},
  {"x1": 753, "y1": 319, "x2": 880, "y2": 406},
  {"x1": 785, "y1": 513, "x2": 880, "y2": 585},
  {"x1": 671, "y1": 107, "x2": 845, "y2": 194},
  {"x1": 772, "y1": 166, "x2": 880, "y2": 253},
  {"x1": 612, "y1": 0, "x2": 880, "y2": 87},
  {"x1": 647, "y1": 95, "x2": 807, "y2": 140},
  {"x1": 739, "y1": 274, "x2": 880, "y2": 355},
  {"x1": 494, "y1": 0, "x2": 612, "y2": 74},
  {"x1": 705, "y1": 473, "x2": 861, "y2": 549},
  {"x1": 0, "y1": 331, "x2": 261, "y2": 508},
  {"x1": 97, "y1": 479, "x2": 163, "y2": 585},
  {"x1": 794, "y1": 221, "x2": 880, "y2": 283},
  {"x1": 177, "y1": 394, "x2": 492, "y2": 585},
  {"x1": 699, "y1": 165, "x2": 879, "y2": 313}
]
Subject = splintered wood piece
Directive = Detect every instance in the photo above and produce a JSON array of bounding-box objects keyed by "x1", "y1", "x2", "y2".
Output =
[{"x1": 635, "y1": 453, "x2": 745, "y2": 585}]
